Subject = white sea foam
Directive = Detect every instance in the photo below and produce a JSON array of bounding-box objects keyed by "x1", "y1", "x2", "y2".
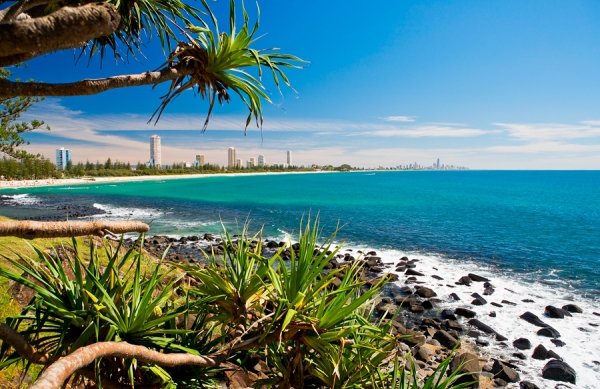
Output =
[
  {"x1": 345, "y1": 245, "x2": 600, "y2": 389},
  {"x1": 0, "y1": 193, "x2": 41, "y2": 206},
  {"x1": 92, "y1": 203, "x2": 164, "y2": 220}
]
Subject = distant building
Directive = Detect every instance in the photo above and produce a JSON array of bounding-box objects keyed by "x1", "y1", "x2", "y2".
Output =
[
  {"x1": 235, "y1": 158, "x2": 241, "y2": 168},
  {"x1": 228, "y1": 147, "x2": 236, "y2": 168},
  {"x1": 195, "y1": 154, "x2": 205, "y2": 167},
  {"x1": 247, "y1": 157, "x2": 255, "y2": 168},
  {"x1": 257, "y1": 154, "x2": 265, "y2": 167},
  {"x1": 55, "y1": 147, "x2": 72, "y2": 170},
  {"x1": 150, "y1": 135, "x2": 161, "y2": 168},
  {"x1": 286, "y1": 150, "x2": 292, "y2": 166}
]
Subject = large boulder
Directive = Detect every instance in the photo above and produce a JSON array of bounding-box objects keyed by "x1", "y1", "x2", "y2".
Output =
[
  {"x1": 532, "y1": 344, "x2": 549, "y2": 360},
  {"x1": 450, "y1": 352, "x2": 481, "y2": 387},
  {"x1": 471, "y1": 293, "x2": 487, "y2": 306},
  {"x1": 433, "y1": 330, "x2": 459, "y2": 349},
  {"x1": 519, "y1": 381, "x2": 539, "y2": 389},
  {"x1": 520, "y1": 311, "x2": 549, "y2": 327},
  {"x1": 455, "y1": 307, "x2": 477, "y2": 318},
  {"x1": 545, "y1": 305, "x2": 571, "y2": 318},
  {"x1": 542, "y1": 359, "x2": 576, "y2": 384},
  {"x1": 405, "y1": 268, "x2": 425, "y2": 276},
  {"x1": 468, "y1": 273, "x2": 490, "y2": 282},
  {"x1": 468, "y1": 319, "x2": 508, "y2": 341},
  {"x1": 562, "y1": 304, "x2": 583, "y2": 313},
  {"x1": 415, "y1": 286, "x2": 437, "y2": 298},
  {"x1": 537, "y1": 326, "x2": 561, "y2": 338}
]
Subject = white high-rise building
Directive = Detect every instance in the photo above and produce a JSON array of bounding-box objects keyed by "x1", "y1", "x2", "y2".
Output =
[
  {"x1": 286, "y1": 150, "x2": 292, "y2": 166},
  {"x1": 150, "y1": 135, "x2": 161, "y2": 168},
  {"x1": 227, "y1": 147, "x2": 236, "y2": 169},
  {"x1": 55, "y1": 147, "x2": 72, "y2": 170},
  {"x1": 257, "y1": 155, "x2": 265, "y2": 167}
]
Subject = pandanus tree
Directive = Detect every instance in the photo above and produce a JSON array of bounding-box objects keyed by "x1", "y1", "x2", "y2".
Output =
[{"x1": 0, "y1": 0, "x2": 302, "y2": 130}]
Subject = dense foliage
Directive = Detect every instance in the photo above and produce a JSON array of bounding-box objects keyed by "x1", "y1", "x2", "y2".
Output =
[{"x1": 0, "y1": 222, "x2": 470, "y2": 388}]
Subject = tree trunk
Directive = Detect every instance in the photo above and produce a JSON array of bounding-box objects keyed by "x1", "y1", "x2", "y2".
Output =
[
  {"x1": 0, "y1": 3, "x2": 120, "y2": 64},
  {"x1": 0, "y1": 324, "x2": 49, "y2": 364},
  {"x1": 0, "y1": 220, "x2": 149, "y2": 239},
  {"x1": 31, "y1": 341, "x2": 223, "y2": 389}
]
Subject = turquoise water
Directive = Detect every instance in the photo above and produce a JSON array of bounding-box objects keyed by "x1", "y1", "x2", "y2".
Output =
[{"x1": 4, "y1": 170, "x2": 600, "y2": 295}]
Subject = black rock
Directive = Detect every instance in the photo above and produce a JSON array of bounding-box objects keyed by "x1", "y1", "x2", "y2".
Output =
[
  {"x1": 542, "y1": 359, "x2": 576, "y2": 384},
  {"x1": 513, "y1": 338, "x2": 532, "y2": 350},
  {"x1": 415, "y1": 286, "x2": 437, "y2": 298},
  {"x1": 491, "y1": 302, "x2": 503, "y2": 308},
  {"x1": 431, "y1": 274, "x2": 444, "y2": 280},
  {"x1": 520, "y1": 311, "x2": 549, "y2": 327},
  {"x1": 455, "y1": 307, "x2": 477, "y2": 319},
  {"x1": 489, "y1": 311, "x2": 496, "y2": 317},
  {"x1": 468, "y1": 273, "x2": 490, "y2": 282},
  {"x1": 405, "y1": 268, "x2": 424, "y2": 276},
  {"x1": 522, "y1": 298, "x2": 535, "y2": 303},
  {"x1": 519, "y1": 381, "x2": 540, "y2": 389},
  {"x1": 468, "y1": 319, "x2": 507, "y2": 341},
  {"x1": 471, "y1": 293, "x2": 487, "y2": 306},
  {"x1": 562, "y1": 304, "x2": 583, "y2": 313},
  {"x1": 483, "y1": 286, "x2": 495, "y2": 296},
  {"x1": 537, "y1": 326, "x2": 561, "y2": 338},
  {"x1": 450, "y1": 352, "x2": 481, "y2": 387},
  {"x1": 457, "y1": 275, "x2": 472, "y2": 286},
  {"x1": 441, "y1": 309, "x2": 457, "y2": 320},
  {"x1": 502, "y1": 299, "x2": 517, "y2": 306},
  {"x1": 492, "y1": 359, "x2": 520, "y2": 383},
  {"x1": 545, "y1": 305, "x2": 571, "y2": 318},
  {"x1": 433, "y1": 330, "x2": 459, "y2": 349},
  {"x1": 551, "y1": 339, "x2": 566, "y2": 347},
  {"x1": 513, "y1": 352, "x2": 526, "y2": 360},
  {"x1": 532, "y1": 344, "x2": 549, "y2": 360},
  {"x1": 421, "y1": 300, "x2": 435, "y2": 310},
  {"x1": 449, "y1": 292, "x2": 461, "y2": 301}
]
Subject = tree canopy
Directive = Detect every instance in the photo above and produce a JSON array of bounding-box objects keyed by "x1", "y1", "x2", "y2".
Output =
[{"x1": 0, "y1": 0, "x2": 302, "y2": 130}]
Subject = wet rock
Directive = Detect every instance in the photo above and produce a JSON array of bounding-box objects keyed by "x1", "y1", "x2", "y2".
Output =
[
  {"x1": 457, "y1": 275, "x2": 472, "y2": 286},
  {"x1": 522, "y1": 298, "x2": 535, "y2": 303},
  {"x1": 532, "y1": 344, "x2": 549, "y2": 360},
  {"x1": 562, "y1": 304, "x2": 583, "y2": 313},
  {"x1": 488, "y1": 311, "x2": 496, "y2": 317},
  {"x1": 405, "y1": 268, "x2": 425, "y2": 276},
  {"x1": 433, "y1": 330, "x2": 459, "y2": 349},
  {"x1": 455, "y1": 307, "x2": 477, "y2": 319},
  {"x1": 471, "y1": 293, "x2": 487, "y2": 306},
  {"x1": 545, "y1": 305, "x2": 571, "y2": 319},
  {"x1": 441, "y1": 309, "x2": 457, "y2": 320},
  {"x1": 450, "y1": 352, "x2": 481, "y2": 387},
  {"x1": 375, "y1": 303, "x2": 398, "y2": 319},
  {"x1": 519, "y1": 381, "x2": 540, "y2": 389},
  {"x1": 502, "y1": 299, "x2": 517, "y2": 306},
  {"x1": 468, "y1": 273, "x2": 490, "y2": 282},
  {"x1": 491, "y1": 302, "x2": 503, "y2": 308},
  {"x1": 542, "y1": 359, "x2": 576, "y2": 384},
  {"x1": 491, "y1": 359, "x2": 520, "y2": 383},
  {"x1": 431, "y1": 274, "x2": 444, "y2": 280},
  {"x1": 513, "y1": 338, "x2": 532, "y2": 350},
  {"x1": 415, "y1": 345, "x2": 434, "y2": 362},
  {"x1": 415, "y1": 286, "x2": 437, "y2": 298},
  {"x1": 537, "y1": 326, "x2": 561, "y2": 338},
  {"x1": 551, "y1": 339, "x2": 566, "y2": 347},
  {"x1": 444, "y1": 319, "x2": 464, "y2": 332},
  {"x1": 421, "y1": 299, "x2": 435, "y2": 310},
  {"x1": 520, "y1": 311, "x2": 549, "y2": 327},
  {"x1": 483, "y1": 286, "x2": 495, "y2": 296},
  {"x1": 468, "y1": 319, "x2": 507, "y2": 341},
  {"x1": 449, "y1": 292, "x2": 461, "y2": 301},
  {"x1": 513, "y1": 352, "x2": 526, "y2": 360}
]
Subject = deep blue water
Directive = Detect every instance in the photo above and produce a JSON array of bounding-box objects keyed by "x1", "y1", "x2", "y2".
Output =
[{"x1": 3, "y1": 171, "x2": 600, "y2": 294}]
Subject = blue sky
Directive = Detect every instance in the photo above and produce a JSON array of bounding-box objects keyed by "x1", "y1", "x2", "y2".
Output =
[{"x1": 11, "y1": 0, "x2": 600, "y2": 168}]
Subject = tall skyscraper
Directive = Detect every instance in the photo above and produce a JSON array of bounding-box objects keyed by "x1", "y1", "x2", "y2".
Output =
[
  {"x1": 227, "y1": 147, "x2": 236, "y2": 168},
  {"x1": 150, "y1": 135, "x2": 161, "y2": 168},
  {"x1": 286, "y1": 150, "x2": 292, "y2": 166},
  {"x1": 55, "y1": 147, "x2": 72, "y2": 170},
  {"x1": 257, "y1": 155, "x2": 265, "y2": 167},
  {"x1": 195, "y1": 154, "x2": 205, "y2": 166}
]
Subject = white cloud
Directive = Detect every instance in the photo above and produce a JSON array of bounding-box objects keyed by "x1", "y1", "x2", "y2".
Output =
[
  {"x1": 369, "y1": 126, "x2": 487, "y2": 138},
  {"x1": 485, "y1": 142, "x2": 600, "y2": 154},
  {"x1": 496, "y1": 121, "x2": 600, "y2": 141},
  {"x1": 381, "y1": 115, "x2": 416, "y2": 123}
]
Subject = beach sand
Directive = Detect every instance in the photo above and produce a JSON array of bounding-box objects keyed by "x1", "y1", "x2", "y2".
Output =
[{"x1": 0, "y1": 171, "x2": 331, "y2": 190}]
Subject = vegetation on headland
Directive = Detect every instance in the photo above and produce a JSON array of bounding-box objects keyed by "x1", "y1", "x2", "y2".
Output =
[{"x1": 0, "y1": 218, "x2": 472, "y2": 388}]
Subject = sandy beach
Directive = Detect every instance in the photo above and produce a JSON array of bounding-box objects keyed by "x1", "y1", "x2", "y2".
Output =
[{"x1": 0, "y1": 171, "x2": 332, "y2": 190}]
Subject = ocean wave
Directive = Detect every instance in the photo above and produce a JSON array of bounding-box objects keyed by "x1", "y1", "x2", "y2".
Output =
[
  {"x1": 0, "y1": 193, "x2": 41, "y2": 206},
  {"x1": 92, "y1": 203, "x2": 164, "y2": 220}
]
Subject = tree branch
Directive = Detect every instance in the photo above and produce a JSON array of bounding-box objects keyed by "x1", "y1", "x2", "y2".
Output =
[
  {"x1": 30, "y1": 341, "x2": 225, "y2": 389},
  {"x1": 0, "y1": 67, "x2": 189, "y2": 97},
  {"x1": 0, "y1": 0, "x2": 51, "y2": 23},
  {"x1": 0, "y1": 3, "x2": 120, "y2": 65},
  {"x1": 0, "y1": 324, "x2": 49, "y2": 364},
  {"x1": 0, "y1": 220, "x2": 149, "y2": 239}
]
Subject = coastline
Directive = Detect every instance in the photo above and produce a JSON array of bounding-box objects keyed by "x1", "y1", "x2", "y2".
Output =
[{"x1": 0, "y1": 170, "x2": 335, "y2": 190}]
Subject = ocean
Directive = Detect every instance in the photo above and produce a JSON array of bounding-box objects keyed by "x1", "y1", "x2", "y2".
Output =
[{"x1": 1, "y1": 170, "x2": 600, "y2": 387}]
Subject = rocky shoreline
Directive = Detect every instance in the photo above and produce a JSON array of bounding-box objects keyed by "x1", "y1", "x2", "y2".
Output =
[{"x1": 125, "y1": 234, "x2": 598, "y2": 388}]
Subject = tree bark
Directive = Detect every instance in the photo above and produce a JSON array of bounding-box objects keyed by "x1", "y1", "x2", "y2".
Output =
[
  {"x1": 0, "y1": 3, "x2": 120, "y2": 64},
  {"x1": 0, "y1": 220, "x2": 149, "y2": 239},
  {"x1": 0, "y1": 67, "x2": 191, "y2": 97},
  {"x1": 30, "y1": 341, "x2": 224, "y2": 389}
]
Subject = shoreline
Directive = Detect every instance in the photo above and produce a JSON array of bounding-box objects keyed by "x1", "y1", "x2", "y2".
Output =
[{"x1": 0, "y1": 170, "x2": 335, "y2": 190}]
